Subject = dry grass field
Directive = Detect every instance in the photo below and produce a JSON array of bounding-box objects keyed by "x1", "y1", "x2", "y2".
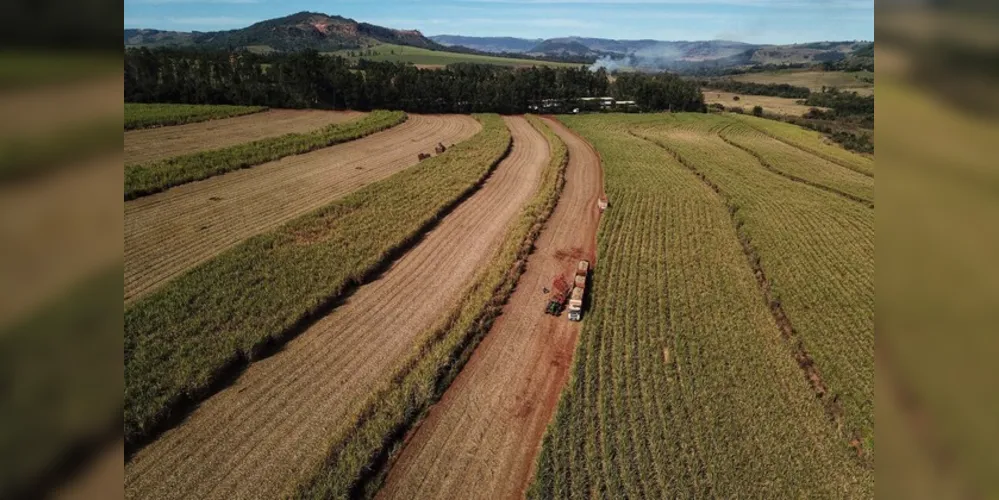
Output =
[{"x1": 703, "y1": 90, "x2": 819, "y2": 116}]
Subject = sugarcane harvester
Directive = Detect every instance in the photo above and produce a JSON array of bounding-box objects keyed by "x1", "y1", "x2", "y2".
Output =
[{"x1": 545, "y1": 275, "x2": 570, "y2": 315}]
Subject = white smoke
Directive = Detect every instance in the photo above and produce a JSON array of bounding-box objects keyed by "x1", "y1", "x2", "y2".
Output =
[{"x1": 589, "y1": 55, "x2": 629, "y2": 72}]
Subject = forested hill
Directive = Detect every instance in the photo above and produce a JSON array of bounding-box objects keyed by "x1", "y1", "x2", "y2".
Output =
[{"x1": 124, "y1": 12, "x2": 441, "y2": 52}]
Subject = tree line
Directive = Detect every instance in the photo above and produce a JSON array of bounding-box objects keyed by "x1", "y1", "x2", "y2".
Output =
[
  {"x1": 124, "y1": 48, "x2": 705, "y2": 114},
  {"x1": 697, "y1": 78, "x2": 812, "y2": 98}
]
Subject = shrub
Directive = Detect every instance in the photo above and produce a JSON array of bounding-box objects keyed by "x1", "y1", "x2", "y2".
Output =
[{"x1": 752, "y1": 105, "x2": 764, "y2": 117}]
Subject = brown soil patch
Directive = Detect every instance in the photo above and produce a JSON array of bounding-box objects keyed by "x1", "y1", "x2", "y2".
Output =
[
  {"x1": 124, "y1": 109, "x2": 365, "y2": 165},
  {"x1": 123, "y1": 116, "x2": 548, "y2": 500},
  {"x1": 377, "y1": 116, "x2": 604, "y2": 500},
  {"x1": 124, "y1": 114, "x2": 481, "y2": 303}
]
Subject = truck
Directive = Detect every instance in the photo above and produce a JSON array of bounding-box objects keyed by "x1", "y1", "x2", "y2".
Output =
[
  {"x1": 567, "y1": 260, "x2": 590, "y2": 321},
  {"x1": 545, "y1": 275, "x2": 570, "y2": 315}
]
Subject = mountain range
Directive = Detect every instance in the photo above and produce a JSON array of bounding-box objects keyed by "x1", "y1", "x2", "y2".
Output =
[{"x1": 124, "y1": 12, "x2": 871, "y2": 69}]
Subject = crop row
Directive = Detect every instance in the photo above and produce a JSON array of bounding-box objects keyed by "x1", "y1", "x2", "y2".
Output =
[
  {"x1": 293, "y1": 115, "x2": 566, "y2": 498},
  {"x1": 123, "y1": 114, "x2": 509, "y2": 449},
  {"x1": 124, "y1": 103, "x2": 267, "y2": 130},
  {"x1": 124, "y1": 110, "x2": 405, "y2": 199},
  {"x1": 530, "y1": 114, "x2": 871, "y2": 498},
  {"x1": 633, "y1": 113, "x2": 874, "y2": 455},
  {"x1": 730, "y1": 113, "x2": 875, "y2": 177}
]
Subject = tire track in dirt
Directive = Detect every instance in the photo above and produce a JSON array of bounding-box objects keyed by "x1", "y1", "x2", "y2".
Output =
[
  {"x1": 124, "y1": 114, "x2": 479, "y2": 303},
  {"x1": 377, "y1": 116, "x2": 604, "y2": 500},
  {"x1": 124, "y1": 116, "x2": 548, "y2": 500},
  {"x1": 124, "y1": 109, "x2": 365, "y2": 165}
]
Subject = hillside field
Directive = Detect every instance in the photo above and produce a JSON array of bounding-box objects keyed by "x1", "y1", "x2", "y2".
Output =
[
  {"x1": 732, "y1": 69, "x2": 874, "y2": 96},
  {"x1": 328, "y1": 43, "x2": 582, "y2": 68},
  {"x1": 703, "y1": 90, "x2": 819, "y2": 116}
]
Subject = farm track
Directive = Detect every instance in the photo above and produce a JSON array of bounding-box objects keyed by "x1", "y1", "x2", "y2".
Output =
[
  {"x1": 123, "y1": 114, "x2": 480, "y2": 303},
  {"x1": 0, "y1": 153, "x2": 122, "y2": 329},
  {"x1": 124, "y1": 116, "x2": 548, "y2": 500},
  {"x1": 377, "y1": 117, "x2": 603, "y2": 500},
  {"x1": 123, "y1": 109, "x2": 365, "y2": 165}
]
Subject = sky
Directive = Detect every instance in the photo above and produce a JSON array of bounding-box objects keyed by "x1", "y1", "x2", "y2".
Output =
[{"x1": 123, "y1": 0, "x2": 874, "y2": 44}]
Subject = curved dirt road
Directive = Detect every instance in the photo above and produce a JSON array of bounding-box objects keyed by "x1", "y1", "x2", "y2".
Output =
[
  {"x1": 124, "y1": 116, "x2": 549, "y2": 500},
  {"x1": 124, "y1": 109, "x2": 365, "y2": 165},
  {"x1": 124, "y1": 114, "x2": 480, "y2": 303},
  {"x1": 377, "y1": 117, "x2": 604, "y2": 500}
]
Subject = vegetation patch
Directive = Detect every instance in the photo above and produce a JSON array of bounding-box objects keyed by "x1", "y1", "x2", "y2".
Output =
[
  {"x1": 331, "y1": 43, "x2": 581, "y2": 68},
  {"x1": 124, "y1": 114, "x2": 508, "y2": 451},
  {"x1": 124, "y1": 110, "x2": 404, "y2": 199},
  {"x1": 293, "y1": 115, "x2": 567, "y2": 499},
  {"x1": 124, "y1": 103, "x2": 267, "y2": 130}
]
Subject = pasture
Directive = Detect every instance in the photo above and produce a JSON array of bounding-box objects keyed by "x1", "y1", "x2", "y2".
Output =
[
  {"x1": 329, "y1": 43, "x2": 581, "y2": 68},
  {"x1": 703, "y1": 90, "x2": 818, "y2": 116}
]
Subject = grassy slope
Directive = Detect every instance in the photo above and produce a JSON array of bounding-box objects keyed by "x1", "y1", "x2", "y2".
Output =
[
  {"x1": 329, "y1": 43, "x2": 581, "y2": 68},
  {"x1": 294, "y1": 115, "x2": 567, "y2": 499},
  {"x1": 124, "y1": 110, "x2": 404, "y2": 200},
  {"x1": 124, "y1": 103, "x2": 267, "y2": 130},
  {"x1": 635, "y1": 112, "x2": 874, "y2": 451},
  {"x1": 530, "y1": 113, "x2": 871, "y2": 498},
  {"x1": 124, "y1": 114, "x2": 509, "y2": 449}
]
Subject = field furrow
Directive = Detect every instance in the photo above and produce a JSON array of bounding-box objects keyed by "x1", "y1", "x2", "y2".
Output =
[
  {"x1": 124, "y1": 109, "x2": 364, "y2": 164},
  {"x1": 529, "y1": 115, "x2": 872, "y2": 498},
  {"x1": 124, "y1": 114, "x2": 480, "y2": 303},
  {"x1": 124, "y1": 116, "x2": 546, "y2": 500},
  {"x1": 377, "y1": 117, "x2": 603, "y2": 500}
]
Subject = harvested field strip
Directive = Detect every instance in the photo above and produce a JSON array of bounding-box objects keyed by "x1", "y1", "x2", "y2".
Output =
[
  {"x1": 125, "y1": 110, "x2": 399, "y2": 199},
  {"x1": 716, "y1": 125, "x2": 874, "y2": 207},
  {"x1": 125, "y1": 116, "x2": 545, "y2": 500},
  {"x1": 123, "y1": 114, "x2": 479, "y2": 303},
  {"x1": 124, "y1": 114, "x2": 505, "y2": 454},
  {"x1": 374, "y1": 115, "x2": 600, "y2": 500},
  {"x1": 124, "y1": 103, "x2": 267, "y2": 130},
  {"x1": 295, "y1": 115, "x2": 566, "y2": 499},
  {"x1": 732, "y1": 113, "x2": 875, "y2": 177},
  {"x1": 530, "y1": 114, "x2": 871, "y2": 498},
  {"x1": 124, "y1": 109, "x2": 364, "y2": 165},
  {"x1": 634, "y1": 113, "x2": 874, "y2": 456}
]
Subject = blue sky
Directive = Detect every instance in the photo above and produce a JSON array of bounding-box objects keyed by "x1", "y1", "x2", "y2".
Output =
[{"x1": 124, "y1": 0, "x2": 873, "y2": 44}]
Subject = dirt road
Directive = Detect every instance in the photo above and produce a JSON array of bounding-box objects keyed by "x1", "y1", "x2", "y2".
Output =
[
  {"x1": 124, "y1": 116, "x2": 549, "y2": 499},
  {"x1": 377, "y1": 117, "x2": 603, "y2": 500},
  {"x1": 124, "y1": 114, "x2": 480, "y2": 303},
  {"x1": 124, "y1": 109, "x2": 365, "y2": 165}
]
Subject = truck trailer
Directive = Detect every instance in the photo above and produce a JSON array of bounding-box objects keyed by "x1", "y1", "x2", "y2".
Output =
[{"x1": 567, "y1": 260, "x2": 590, "y2": 321}]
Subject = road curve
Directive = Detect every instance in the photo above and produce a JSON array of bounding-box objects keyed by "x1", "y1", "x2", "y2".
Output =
[
  {"x1": 124, "y1": 116, "x2": 549, "y2": 500},
  {"x1": 124, "y1": 109, "x2": 365, "y2": 165},
  {"x1": 124, "y1": 114, "x2": 480, "y2": 303},
  {"x1": 377, "y1": 116, "x2": 604, "y2": 500}
]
